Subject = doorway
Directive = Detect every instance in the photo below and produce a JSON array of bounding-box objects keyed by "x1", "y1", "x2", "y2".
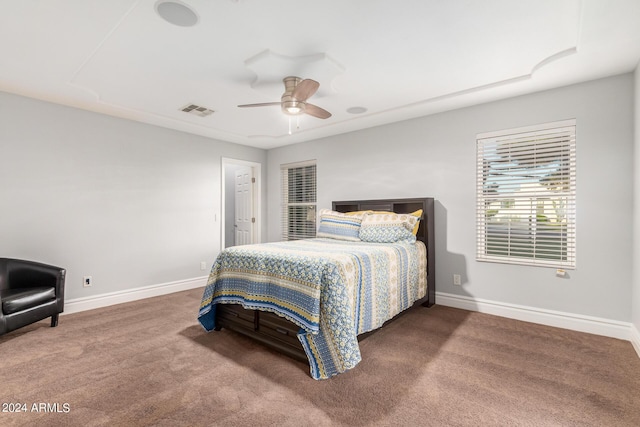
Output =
[{"x1": 221, "y1": 158, "x2": 261, "y2": 249}]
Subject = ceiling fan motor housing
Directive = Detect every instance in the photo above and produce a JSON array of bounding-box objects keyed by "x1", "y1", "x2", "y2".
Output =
[{"x1": 281, "y1": 76, "x2": 305, "y2": 115}]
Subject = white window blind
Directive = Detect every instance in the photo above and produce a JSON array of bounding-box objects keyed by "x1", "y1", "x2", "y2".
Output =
[
  {"x1": 281, "y1": 160, "x2": 317, "y2": 240},
  {"x1": 476, "y1": 120, "x2": 576, "y2": 268}
]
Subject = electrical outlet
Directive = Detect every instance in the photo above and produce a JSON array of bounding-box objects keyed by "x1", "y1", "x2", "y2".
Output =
[
  {"x1": 453, "y1": 274, "x2": 461, "y2": 286},
  {"x1": 83, "y1": 276, "x2": 92, "y2": 287},
  {"x1": 200, "y1": 261, "x2": 207, "y2": 271}
]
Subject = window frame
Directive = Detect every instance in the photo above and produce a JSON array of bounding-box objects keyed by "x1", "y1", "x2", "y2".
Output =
[
  {"x1": 280, "y1": 160, "x2": 317, "y2": 241},
  {"x1": 476, "y1": 119, "x2": 576, "y2": 269}
]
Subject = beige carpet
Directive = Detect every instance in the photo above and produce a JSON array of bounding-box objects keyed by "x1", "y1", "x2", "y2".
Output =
[{"x1": 1, "y1": 288, "x2": 639, "y2": 427}]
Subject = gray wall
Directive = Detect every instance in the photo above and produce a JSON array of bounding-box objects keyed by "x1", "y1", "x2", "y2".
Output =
[
  {"x1": 633, "y1": 67, "x2": 640, "y2": 334},
  {"x1": 0, "y1": 91, "x2": 267, "y2": 300},
  {"x1": 2, "y1": 73, "x2": 636, "y2": 326},
  {"x1": 267, "y1": 73, "x2": 634, "y2": 323}
]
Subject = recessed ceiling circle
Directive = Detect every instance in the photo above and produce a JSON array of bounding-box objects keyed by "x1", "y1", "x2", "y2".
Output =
[
  {"x1": 347, "y1": 106, "x2": 368, "y2": 114},
  {"x1": 155, "y1": 1, "x2": 199, "y2": 27}
]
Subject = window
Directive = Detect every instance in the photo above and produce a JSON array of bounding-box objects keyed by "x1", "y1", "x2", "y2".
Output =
[
  {"x1": 476, "y1": 120, "x2": 576, "y2": 268},
  {"x1": 281, "y1": 160, "x2": 317, "y2": 240}
]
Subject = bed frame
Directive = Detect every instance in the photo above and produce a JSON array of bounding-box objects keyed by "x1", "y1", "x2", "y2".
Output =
[{"x1": 214, "y1": 197, "x2": 436, "y2": 363}]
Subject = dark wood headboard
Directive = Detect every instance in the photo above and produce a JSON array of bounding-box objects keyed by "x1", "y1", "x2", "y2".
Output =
[{"x1": 332, "y1": 197, "x2": 435, "y2": 307}]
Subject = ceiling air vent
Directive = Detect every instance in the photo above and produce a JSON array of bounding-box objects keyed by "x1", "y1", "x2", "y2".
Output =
[{"x1": 180, "y1": 104, "x2": 214, "y2": 117}]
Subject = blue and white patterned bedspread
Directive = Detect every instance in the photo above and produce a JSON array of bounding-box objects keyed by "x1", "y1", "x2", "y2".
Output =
[{"x1": 198, "y1": 238, "x2": 427, "y2": 379}]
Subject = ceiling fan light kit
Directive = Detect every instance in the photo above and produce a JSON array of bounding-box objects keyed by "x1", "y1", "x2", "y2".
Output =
[{"x1": 284, "y1": 104, "x2": 303, "y2": 115}]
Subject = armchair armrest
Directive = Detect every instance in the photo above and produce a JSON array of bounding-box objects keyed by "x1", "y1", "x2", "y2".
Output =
[{"x1": 0, "y1": 258, "x2": 66, "y2": 312}]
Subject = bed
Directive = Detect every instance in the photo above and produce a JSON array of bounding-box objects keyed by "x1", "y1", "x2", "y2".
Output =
[{"x1": 198, "y1": 197, "x2": 435, "y2": 379}]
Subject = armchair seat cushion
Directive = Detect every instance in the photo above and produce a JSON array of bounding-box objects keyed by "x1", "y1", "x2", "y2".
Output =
[{"x1": 1, "y1": 287, "x2": 56, "y2": 315}]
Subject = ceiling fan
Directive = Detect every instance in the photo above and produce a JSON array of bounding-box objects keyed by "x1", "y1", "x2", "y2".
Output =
[{"x1": 238, "y1": 76, "x2": 332, "y2": 119}]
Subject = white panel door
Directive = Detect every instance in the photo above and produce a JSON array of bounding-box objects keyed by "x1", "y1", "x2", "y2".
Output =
[{"x1": 234, "y1": 166, "x2": 253, "y2": 246}]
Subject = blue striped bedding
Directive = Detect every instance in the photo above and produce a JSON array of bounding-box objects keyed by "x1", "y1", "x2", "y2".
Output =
[{"x1": 198, "y1": 238, "x2": 427, "y2": 379}]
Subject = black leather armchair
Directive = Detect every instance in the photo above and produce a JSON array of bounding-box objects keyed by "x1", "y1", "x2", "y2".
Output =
[{"x1": 0, "y1": 258, "x2": 66, "y2": 336}]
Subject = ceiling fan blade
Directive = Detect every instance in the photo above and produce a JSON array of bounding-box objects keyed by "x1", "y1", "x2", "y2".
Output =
[
  {"x1": 237, "y1": 102, "x2": 281, "y2": 108},
  {"x1": 292, "y1": 79, "x2": 319, "y2": 102},
  {"x1": 305, "y1": 103, "x2": 332, "y2": 119}
]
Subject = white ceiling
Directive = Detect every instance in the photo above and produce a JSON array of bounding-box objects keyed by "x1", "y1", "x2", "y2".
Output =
[{"x1": 1, "y1": 0, "x2": 639, "y2": 149}]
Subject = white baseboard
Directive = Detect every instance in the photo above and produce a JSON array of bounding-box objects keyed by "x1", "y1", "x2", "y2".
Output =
[
  {"x1": 61, "y1": 282, "x2": 640, "y2": 358},
  {"x1": 63, "y1": 276, "x2": 207, "y2": 315},
  {"x1": 436, "y1": 291, "x2": 634, "y2": 342},
  {"x1": 631, "y1": 323, "x2": 640, "y2": 358}
]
